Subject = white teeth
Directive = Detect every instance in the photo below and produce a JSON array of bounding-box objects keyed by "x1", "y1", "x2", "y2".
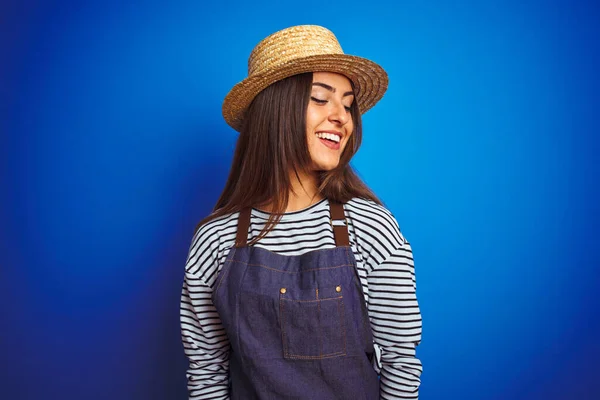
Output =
[{"x1": 315, "y1": 132, "x2": 341, "y2": 143}]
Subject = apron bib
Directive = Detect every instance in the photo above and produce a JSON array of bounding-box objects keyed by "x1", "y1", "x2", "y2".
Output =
[{"x1": 212, "y1": 201, "x2": 379, "y2": 399}]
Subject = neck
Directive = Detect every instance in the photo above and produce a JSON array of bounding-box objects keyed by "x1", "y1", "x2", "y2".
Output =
[
  {"x1": 286, "y1": 169, "x2": 323, "y2": 212},
  {"x1": 258, "y1": 169, "x2": 324, "y2": 213}
]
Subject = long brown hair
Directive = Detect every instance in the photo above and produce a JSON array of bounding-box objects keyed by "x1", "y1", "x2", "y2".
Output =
[{"x1": 196, "y1": 72, "x2": 381, "y2": 242}]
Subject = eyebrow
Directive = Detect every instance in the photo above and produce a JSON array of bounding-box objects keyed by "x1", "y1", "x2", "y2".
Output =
[{"x1": 312, "y1": 82, "x2": 354, "y2": 97}]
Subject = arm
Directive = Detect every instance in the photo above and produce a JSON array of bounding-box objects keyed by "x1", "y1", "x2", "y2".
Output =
[
  {"x1": 367, "y1": 238, "x2": 423, "y2": 399},
  {"x1": 180, "y1": 223, "x2": 231, "y2": 400},
  {"x1": 181, "y1": 271, "x2": 230, "y2": 399}
]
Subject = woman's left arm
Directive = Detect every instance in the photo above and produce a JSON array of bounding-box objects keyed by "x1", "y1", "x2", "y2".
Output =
[{"x1": 367, "y1": 238, "x2": 423, "y2": 399}]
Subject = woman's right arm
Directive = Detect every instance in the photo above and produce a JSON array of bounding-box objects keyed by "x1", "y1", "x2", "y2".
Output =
[
  {"x1": 181, "y1": 271, "x2": 230, "y2": 399},
  {"x1": 180, "y1": 225, "x2": 231, "y2": 400}
]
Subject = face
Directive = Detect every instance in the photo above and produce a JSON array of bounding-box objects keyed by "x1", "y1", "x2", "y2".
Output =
[{"x1": 306, "y1": 72, "x2": 355, "y2": 171}]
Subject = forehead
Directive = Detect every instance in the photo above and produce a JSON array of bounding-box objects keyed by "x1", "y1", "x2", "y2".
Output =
[{"x1": 312, "y1": 72, "x2": 353, "y2": 92}]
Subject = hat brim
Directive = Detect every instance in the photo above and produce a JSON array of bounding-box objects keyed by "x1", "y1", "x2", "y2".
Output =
[{"x1": 222, "y1": 54, "x2": 388, "y2": 132}]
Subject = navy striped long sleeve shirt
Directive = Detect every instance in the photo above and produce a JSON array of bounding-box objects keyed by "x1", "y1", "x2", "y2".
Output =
[{"x1": 180, "y1": 197, "x2": 422, "y2": 399}]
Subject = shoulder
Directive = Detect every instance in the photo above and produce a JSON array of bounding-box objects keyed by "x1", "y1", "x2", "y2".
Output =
[
  {"x1": 185, "y1": 211, "x2": 239, "y2": 274},
  {"x1": 345, "y1": 197, "x2": 407, "y2": 245},
  {"x1": 345, "y1": 197, "x2": 413, "y2": 272},
  {"x1": 193, "y1": 208, "x2": 239, "y2": 238}
]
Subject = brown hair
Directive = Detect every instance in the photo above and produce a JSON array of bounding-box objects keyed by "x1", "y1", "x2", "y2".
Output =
[{"x1": 196, "y1": 72, "x2": 381, "y2": 242}]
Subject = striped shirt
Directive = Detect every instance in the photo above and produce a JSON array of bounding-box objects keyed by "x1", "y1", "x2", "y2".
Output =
[{"x1": 181, "y1": 197, "x2": 422, "y2": 399}]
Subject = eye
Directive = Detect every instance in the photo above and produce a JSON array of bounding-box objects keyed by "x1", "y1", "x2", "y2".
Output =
[
  {"x1": 310, "y1": 96, "x2": 327, "y2": 104},
  {"x1": 344, "y1": 105, "x2": 352, "y2": 112}
]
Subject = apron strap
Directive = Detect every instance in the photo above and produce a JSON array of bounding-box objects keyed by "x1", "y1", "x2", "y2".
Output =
[
  {"x1": 330, "y1": 201, "x2": 350, "y2": 247},
  {"x1": 235, "y1": 207, "x2": 252, "y2": 247},
  {"x1": 236, "y1": 200, "x2": 350, "y2": 248}
]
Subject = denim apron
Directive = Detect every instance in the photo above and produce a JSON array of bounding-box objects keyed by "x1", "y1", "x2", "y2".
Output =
[{"x1": 212, "y1": 201, "x2": 379, "y2": 399}]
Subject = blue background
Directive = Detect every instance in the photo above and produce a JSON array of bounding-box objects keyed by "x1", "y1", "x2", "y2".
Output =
[{"x1": 2, "y1": 0, "x2": 599, "y2": 399}]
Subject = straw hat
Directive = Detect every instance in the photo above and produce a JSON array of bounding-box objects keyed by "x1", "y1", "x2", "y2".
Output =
[{"x1": 222, "y1": 25, "x2": 388, "y2": 132}]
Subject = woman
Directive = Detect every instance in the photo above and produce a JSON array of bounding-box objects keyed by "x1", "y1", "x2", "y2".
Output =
[{"x1": 180, "y1": 25, "x2": 422, "y2": 399}]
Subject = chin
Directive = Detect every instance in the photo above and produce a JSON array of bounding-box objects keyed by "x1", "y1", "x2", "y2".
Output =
[{"x1": 314, "y1": 162, "x2": 339, "y2": 171}]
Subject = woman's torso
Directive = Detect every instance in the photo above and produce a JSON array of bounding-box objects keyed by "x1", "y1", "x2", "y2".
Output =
[{"x1": 186, "y1": 197, "x2": 408, "y2": 308}]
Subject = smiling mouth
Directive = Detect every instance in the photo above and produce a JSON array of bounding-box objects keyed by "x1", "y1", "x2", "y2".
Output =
[
  {"x1": 315, "y1": 132, "x2": 341, "y2": 150},
  {"x1": 315, "y1": 131, "x2": 341, "y2": 143}
]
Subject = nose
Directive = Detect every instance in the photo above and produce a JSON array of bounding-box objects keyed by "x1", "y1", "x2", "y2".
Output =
[{"x1": 328, "y1": 102, "x2": 350, "y2": 126}]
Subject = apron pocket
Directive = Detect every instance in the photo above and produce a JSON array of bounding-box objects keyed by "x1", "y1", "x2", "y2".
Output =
[{"x1": 279, "y1": 286, "x2": 347, "y2": 359}]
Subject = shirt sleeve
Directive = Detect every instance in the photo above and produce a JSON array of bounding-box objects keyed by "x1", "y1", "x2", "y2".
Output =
[
  {"x1": 180, "y1": 229, "x2": 231, "y2": 399},
  {"x1": 367, "y1": 235, "x2": 423, "y2": 399}
]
